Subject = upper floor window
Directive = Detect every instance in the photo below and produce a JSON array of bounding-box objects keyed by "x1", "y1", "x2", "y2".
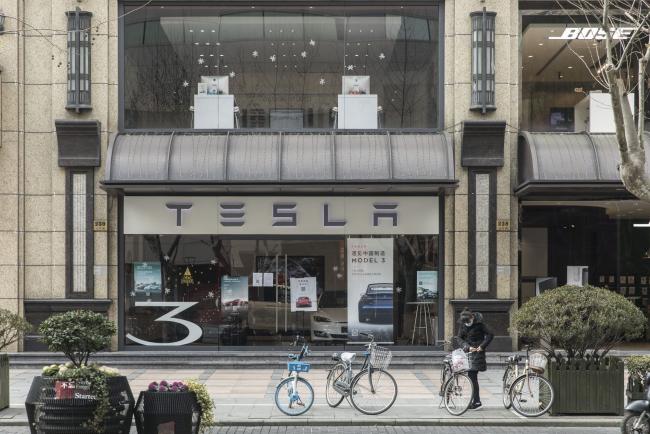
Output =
[
  {"x1": 122, "y1": 3, "x2": 440, "y2": 130},
  {"x1": 66, "y1": 8, "x2": 92, "y2": 111}
]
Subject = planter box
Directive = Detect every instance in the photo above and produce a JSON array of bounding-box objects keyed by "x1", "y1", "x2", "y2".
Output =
[
  {"x1": 547, "y1": 357, "x2": 624, "y2": 415},
  {"x1": 0, "y1": 353, "x2": 8, "y2": 411},
  {"x1": 135, "y1": 391, "x2": 201, "y2": 434},
  {"x1": 25, "y1": 376, "x2": 43, "y2": 434},
  {"x1": 626, "y1": 377, "x2": 646, "y2": 404},
  {"x1": 35, "y1": 375, "x2": 134, "y2": 434}
]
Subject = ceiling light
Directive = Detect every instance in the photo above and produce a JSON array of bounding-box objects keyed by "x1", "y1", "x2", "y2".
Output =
[
  {"x1": 538, "y1": 43, "x2": 543, "y2": 46},
  {"x1": 568, "y1": 66, "x2": 573, "y2": 69},
  {"x1": 200, "y1": 29, "x2": 204, "y2": 33},
  {"x1": 189, "y1": 29, "x2": 194, "y2": 33},
  {"x1": 528, "y1": 55, "x2": 533, "y2": 58}
]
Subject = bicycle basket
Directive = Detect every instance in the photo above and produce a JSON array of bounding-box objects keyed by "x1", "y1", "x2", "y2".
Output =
[
  {"x1": 287, "y1": 361, "x2": 310, "y2": 373},
  {"x1": 369, "y1": 346, "x2": 392, "y2": 370},
  {"x1": 529, "y1": 352, "x2": 547, "y2": 372},
  {"x1": 450, "y1": 349, "x2": 469, "y2": 373}
]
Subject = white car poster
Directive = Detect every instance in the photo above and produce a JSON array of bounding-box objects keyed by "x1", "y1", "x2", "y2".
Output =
[
  {"x1": 290, "y1": 277, "x2": 317, "y2": 312},
  {"x1": 347, "y1": 238, "x2": 394, "y2": 343}
]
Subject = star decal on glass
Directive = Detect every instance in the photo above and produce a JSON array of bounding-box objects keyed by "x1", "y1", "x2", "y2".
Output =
[
  {"x1": 207, "y1": 291, "x2": 215, "y2": 299},
  {"x1": 164, "y1": 288, "x2": 171, "y2": 295},
  {"x1": 346, "y1": 64, "x2": 354, "y2": 71},
  {"x1": 319, "y1": 78, "x2": 326, "y2": 86},
  {"x1": 309, "y1": 39, "x2": 316, "y2": 46},
  {"x1": 182, "y1": 80, "x2": 189, "y2": 87},
  {"x1": 198, "y1": 58, "x2": 205, "y2": 65},
  {"x1": 300, "y1": 51, "x2": 307, "y2": 58},
  {"x1": 379, "y1": 53, "x2": 386, "y2": 60},
  {"x1": 270, "y1": 54, "x2": 277, "y2": 62},
  {"x1": 229, "y1": 71, "x2": 236, "y2": 78},
  {"x1": 252, "y1": 50, "x2": 259, "y2": 58}
]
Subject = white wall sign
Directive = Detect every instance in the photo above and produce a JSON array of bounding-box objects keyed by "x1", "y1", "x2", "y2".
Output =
[
  {"x1": 124, "y1": 196, "x2": 439, "y2": 235},
  {"x1": 548, "y1": 27, "x2": 635, "y2": 40}
]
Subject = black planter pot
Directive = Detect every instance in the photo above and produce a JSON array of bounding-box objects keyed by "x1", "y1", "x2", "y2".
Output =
[
  {"x1": 134, "y1": 391, "x2": 201, "y2": 434},
  {"x1": 25, "y1": 376, "x2": 43, "y2": 434},
  {"x1": 34, "y1": 375, "x2": 135, "y2": 434}
]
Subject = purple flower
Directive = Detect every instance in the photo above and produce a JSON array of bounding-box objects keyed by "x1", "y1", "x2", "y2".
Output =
[
  {"x1": 159, "y1": 385, "x2": 168, "y2": 392},
  {"x1": 148, "y1": 382, "x2": 158, "y2": 391},
  {"x1": 170, "y1": 385, "x2": 179, "y2": 392},
  {"x1": 160, "y1": 380, "x2": 168, "y2": 387}
]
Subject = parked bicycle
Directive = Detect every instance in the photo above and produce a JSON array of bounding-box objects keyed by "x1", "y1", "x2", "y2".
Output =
[
  {"x1": 325, "y1": 332, "x2": 398, "y2": 415},
  {"x1": 502, "y1": 344, "x2": 554, "y2": 417},
  {"x1": 622, "y1": 373, "x2": 650, "y2": 433},
  {"x1": 438, "y1": 339, "x2": 474, "y2": 416},
  {"x1": 274, "y1": 335, "x2": 314, "y2": 416}
]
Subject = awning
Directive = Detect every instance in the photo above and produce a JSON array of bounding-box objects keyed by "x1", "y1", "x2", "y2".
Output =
[
  {"x1": 102, "y1": 131, "x2": 456, "y2": 193},
  {"x1": 516, "y1": 131, "x2": 650, "y2": 198}
]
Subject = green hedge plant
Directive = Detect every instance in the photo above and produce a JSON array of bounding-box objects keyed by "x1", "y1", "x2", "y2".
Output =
[
  {"x1": 627, "y1": 355, "x2": 650, "y2": 383},
  {"x1": 0, "y1": 308, "x2": 31, "y2": 351},
  {"x1": 39, "y1": 310, "x2": 115, "y2": 367},
  {"x1": 511, "y1": 285, "x2": 645, "y2": 361}
]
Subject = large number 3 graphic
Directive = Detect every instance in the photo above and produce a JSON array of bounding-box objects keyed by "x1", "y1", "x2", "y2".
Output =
[{"x1": 126, "y1": 301, "x2": 203, "y2": 346}]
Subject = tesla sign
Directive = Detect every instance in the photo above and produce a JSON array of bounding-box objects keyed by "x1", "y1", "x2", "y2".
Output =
[
  {"x1": 548, "y1": 27, "x2": 636, "y2": 40},
  {"x1": 124, "y1": 196, "x2": 439, "y2": 235}
]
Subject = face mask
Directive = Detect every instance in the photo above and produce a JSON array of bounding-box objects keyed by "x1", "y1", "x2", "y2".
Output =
[{"x1": 464, "y1": 319, "x2": 473, "y2": 327}]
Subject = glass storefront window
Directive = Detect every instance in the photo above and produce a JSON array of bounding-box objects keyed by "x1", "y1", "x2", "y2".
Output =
[
  {"x1": 521, "y1": 22, "x2": 637, "y2": 132},
  {"x1": 123, "y1": 234, "x2": 439, "y2": 347},
  {"x1": 123, "y1": 4, "x2": 440, "y2": 129}
]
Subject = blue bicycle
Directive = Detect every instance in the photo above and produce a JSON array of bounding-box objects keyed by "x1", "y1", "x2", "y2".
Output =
[{"x1": 274, "y1": 335, "x2": 315, "y2": 416}]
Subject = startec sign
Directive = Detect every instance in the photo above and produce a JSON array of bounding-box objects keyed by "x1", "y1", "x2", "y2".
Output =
[
  {"x1": 123, "y1": 196, "x2": 439, "y2": 235},
  {"x1": 548, "y1": 27, "x2": 636, "y2": 40}
]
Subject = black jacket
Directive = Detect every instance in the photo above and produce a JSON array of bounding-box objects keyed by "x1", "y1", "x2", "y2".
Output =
[{"x1": 456, "y1": 312, "x2": 494, "y2": 372}]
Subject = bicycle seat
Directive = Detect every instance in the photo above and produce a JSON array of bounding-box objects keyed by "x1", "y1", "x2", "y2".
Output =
[{"x1": 340, "y1": 352, "x2": 356, "y2": 363}]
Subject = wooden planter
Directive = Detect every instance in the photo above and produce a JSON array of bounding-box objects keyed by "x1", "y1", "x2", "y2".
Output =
[
  {"x1": 626, "y1": 376, "x2": 646, "y2": 404},
  {"x1": 134, "y1": 391, "x2": 201, "y2": 434},
  {"x1": 35, "y1": 375, "x2": 135, "y2": 434},
  {"x1": 547, "y1": 357, "x2": 624, "y2": 416},
  {"x1": 0, "y1": 353, "x2": 8, "y2": 411}
]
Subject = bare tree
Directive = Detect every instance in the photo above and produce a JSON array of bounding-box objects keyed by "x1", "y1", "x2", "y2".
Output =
[{"x1": 560, "y1": 1, "x2": 650, "y2": 199}]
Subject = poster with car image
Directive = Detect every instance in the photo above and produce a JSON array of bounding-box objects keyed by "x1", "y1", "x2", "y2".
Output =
[
  {"x1": 347, "y1": 238, "x2": 394, "y2": 343},
  {"x1": 133, "y1": 262, "x2": 162, "y2": 295},
  {"x1": 290, "y1": 277, "x2": 317, "y2": 312},
  {"x1": 416, "y1": 271, "x2": 438, "y2": 301},
  {"x1": 221, "y1": 276, "x2": 249, "y2": 312}
]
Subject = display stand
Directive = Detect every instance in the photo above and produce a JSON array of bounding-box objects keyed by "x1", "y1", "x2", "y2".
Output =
[
  {"x1": 337, "y1": 95, "x2": 378, "y2": 129},
  {"x1": 193, "y1": 94, "x2": 235, "y2": 129},
  {"x1": 407, "y1": 301, "x2": 435, "y2": 345}
]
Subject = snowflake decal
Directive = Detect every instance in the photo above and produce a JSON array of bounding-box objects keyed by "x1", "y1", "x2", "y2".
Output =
[
  {"x1": 346, "y1": 64, "x2": 354, "y2": 71},
  {"x1": 182, "y1": 80, "x2": 189, "y2": 87},
  {"x1": 229, "y1": 71, "x2": 236, "y2": 78},
  {"x1": 207, "y1": 291, "x2": 215, "y2": 299},
  {"x1": 379, "y1": 53, "x2": 386, "y2": 60},
  {"x1": 309, "y1": 39, "x2": 316, "y2": 46},
  {"x1": 210, "y1": 258, "x2": 217, "y2": 265},
  {"x1": 300, "y1": 51, "x2": 307, "y2": 58},
  {"x1": 252, "y1": 50, "x2": 259, "y2": 58},
  {"x1": 198, "y1": 57, "x2": 205, "y2": 65},
  {"x1": 270, "y1": 54, "x2": 277, "y2": 62},
  {"x1": 130, "y1": 291, "x2": 135, "y2": 297},
  {"x1": 164, "y1": 255, "x2": 170, "y2": 262},
  {"x1": 164, "y1": 288, "x2": 171, "y2": 295},
  {"x1": 319, "y1": 78, "x2": 326, "y2": 86}
]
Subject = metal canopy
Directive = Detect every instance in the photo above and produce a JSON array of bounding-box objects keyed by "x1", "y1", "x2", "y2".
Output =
[
  {"x1": 516, "y1": 131, "x2": 650, "y2": 199},
  {"x1": 102, "y1": 131, "x2": 456, "y2": 193}
]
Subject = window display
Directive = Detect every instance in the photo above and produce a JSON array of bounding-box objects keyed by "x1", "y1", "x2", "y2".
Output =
[{"x1": 123, "y1": 4, "x2": 440, "y2": 129}]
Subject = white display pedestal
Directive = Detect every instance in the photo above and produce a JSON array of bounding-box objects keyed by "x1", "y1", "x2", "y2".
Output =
[
  {"x1": 193, "y1": 94, "x2": 234, "y2": 129},
  {"x1": 337, "y1": 94, "x2": 378, "y2": 129}
]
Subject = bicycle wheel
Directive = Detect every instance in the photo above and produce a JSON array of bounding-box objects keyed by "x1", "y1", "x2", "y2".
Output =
[
  {"x1": 438, "y1": 365, "x2": 450, "y2": 396},
  {"x1": 509, "y1": 373, "x2": 554, "y2": 417},
  {"x1": 621, "y1": 411, "x2": 650, "y2": 434},
  {"x1": 326, "y1": 363, "x2": 347, "y2": 408},
  {"x1": 502, "y1": 365, "x2": 515, "y2": 409},
  {"x1": 349, "y1": 368, "x2": 398, "y2": 415},
  {"x1": 443, "y1": 372, "x2": 474, "y2": 416},
  {"x1": 274, "y1": 377, "x2": 314, "y2": 416}
]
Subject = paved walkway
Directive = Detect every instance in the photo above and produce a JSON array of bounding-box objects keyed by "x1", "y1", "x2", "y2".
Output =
[{"x1": 1, "y1": 367, "x2": 623, "y2": 427}]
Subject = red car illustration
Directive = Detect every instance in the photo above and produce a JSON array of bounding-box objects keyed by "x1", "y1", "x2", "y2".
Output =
[{"x1": 295, "y1": 296, "x2": 312, "y2": 308}]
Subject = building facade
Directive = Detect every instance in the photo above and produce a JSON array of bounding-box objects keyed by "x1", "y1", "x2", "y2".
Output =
[{"x1": 6, "y1": 0, "x2": 643, "y2": 353}]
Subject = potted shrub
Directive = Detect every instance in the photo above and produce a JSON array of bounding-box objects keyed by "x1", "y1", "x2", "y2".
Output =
[
  {"x1": 626, "y1": 355, "x2": 650, "y2": 402},
  {"x1": 30, "y1": 310, "x2": 135, "y2": 434},
  {"x1": 134, "y1": 379, "x2": 214, "y2": 434},
  {"x1": 0, "y1": 308, "x2": 31, "y2": 410},
  {"x1": 512, "y1": 285, "x2": 645, "y2": 416}
]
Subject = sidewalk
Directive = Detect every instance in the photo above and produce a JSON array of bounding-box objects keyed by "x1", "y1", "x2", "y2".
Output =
[{"x1": 0, "y1": 367, "x2": 622, "y2": 427}]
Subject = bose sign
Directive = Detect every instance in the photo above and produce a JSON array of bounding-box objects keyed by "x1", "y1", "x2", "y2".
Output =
[
  {"x1": 548, "y1": 27, "x2": 636, "y2": 40},
  {"x1": 123, "y1": 196, "x2": 439, "y2": 235}
]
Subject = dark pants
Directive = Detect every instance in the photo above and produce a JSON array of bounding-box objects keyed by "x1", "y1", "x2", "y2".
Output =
[{"x1": 467, "y1": 370, "x2": 481, "y2": 404}]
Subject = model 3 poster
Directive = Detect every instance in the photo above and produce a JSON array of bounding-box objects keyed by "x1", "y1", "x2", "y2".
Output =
[
  {"x1": 133, "y1": 262, "x2": 162, "y2": 295},
  {"x1": 347, "y1": 238, "x2": 394, "y2": 343},
  {"x1": 290, "y1": 277, "x2": 317, "y2": 312},
  {"x1": 221, "y1": 276, "x2": 249, "y2": 312},
  {"x1": 416, "y1": 271, "x2": 438, "y2": 301}
]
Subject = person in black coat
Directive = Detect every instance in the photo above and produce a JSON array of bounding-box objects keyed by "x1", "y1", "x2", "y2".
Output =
[{"x1": 456, "y1": 308, "x2": 494, "y2": 409}]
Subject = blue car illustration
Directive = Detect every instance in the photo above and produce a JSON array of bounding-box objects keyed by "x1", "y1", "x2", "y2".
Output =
[{"x1": 358, "y1": 283, "x2": 393, "y2": 324}]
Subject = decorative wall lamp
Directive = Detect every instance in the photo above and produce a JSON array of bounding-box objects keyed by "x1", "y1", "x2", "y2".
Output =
[{"x1": 470, "y1": 8, "x2": 496, "y2": 113}]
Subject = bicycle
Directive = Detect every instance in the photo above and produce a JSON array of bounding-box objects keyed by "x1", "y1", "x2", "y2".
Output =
[
  {"x1": 438, "y1": 340, "x2": 474, "y2": 416},
  {"x1": 274, "y1": 335, "x2": 314, "y2": 416},
  {"x1": 502, "y1": 344, "x2": 554, "y2": 417},
  {"x1": 325, "y1": 332, "x2": 398, "y2": 415}
]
